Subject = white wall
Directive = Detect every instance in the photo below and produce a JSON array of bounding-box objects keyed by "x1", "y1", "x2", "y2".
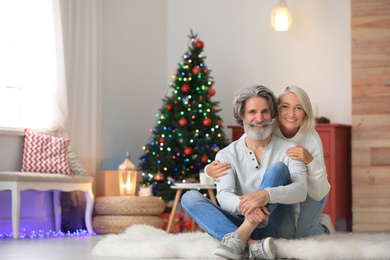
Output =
[
  {"x1": 99, "y1": 0, "x2": 168, "y2": 169},
  {"x1": 167, "y1": 0, "x2": 351, "y2": 129},
  {"x1": 99, "y1": 0, "x2": 351, "y2": 169}
]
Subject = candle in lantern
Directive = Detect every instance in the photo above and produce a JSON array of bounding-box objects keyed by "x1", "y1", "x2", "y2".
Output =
[{"x1": 118, "y1": 151, "x2": 138, "y2": 196}]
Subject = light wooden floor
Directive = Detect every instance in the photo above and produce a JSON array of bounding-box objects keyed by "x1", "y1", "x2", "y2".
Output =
[{"x1": 0, "y1": 235, "x2": 120, "y2": 260}]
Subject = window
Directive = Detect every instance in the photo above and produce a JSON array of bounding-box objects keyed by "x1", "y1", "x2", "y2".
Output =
[{"x1": 0, "y1": 0, "x2": 58, "y2": 129}]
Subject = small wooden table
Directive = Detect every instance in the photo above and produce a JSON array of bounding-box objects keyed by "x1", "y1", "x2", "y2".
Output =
[{"x1": 166, "y1": 183, "x2": 217, "y2": 233}]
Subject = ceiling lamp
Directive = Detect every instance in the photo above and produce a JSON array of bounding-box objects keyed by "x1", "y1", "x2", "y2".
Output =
[{"x1": 270, "y1": 0, "x2": 292, "y2": 31}]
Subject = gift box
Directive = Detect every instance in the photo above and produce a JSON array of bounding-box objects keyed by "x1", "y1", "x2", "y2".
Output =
[
  {"x1": 160, "y1": 212, "x2": 180, "y2": 233},
  {"x1": 181, "y1": 210, "x2": 200, "y2": 232}
]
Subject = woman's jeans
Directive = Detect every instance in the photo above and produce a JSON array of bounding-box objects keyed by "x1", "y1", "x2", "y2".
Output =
[
  {"x1": 293, "y1": 195, "x2": 328, "y2": 238},
  {"x1": 181, "y1": 162, "x2": 296, "y2": 241}
]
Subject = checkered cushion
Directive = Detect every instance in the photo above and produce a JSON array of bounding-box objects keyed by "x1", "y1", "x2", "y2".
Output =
[{"x1": 21, "y1": 129, "x2": 71, "y2": 175}]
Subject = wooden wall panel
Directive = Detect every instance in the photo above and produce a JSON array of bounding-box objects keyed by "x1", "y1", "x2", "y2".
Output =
[
  {"x1": 353, "y1": 83, "x2": 390, "y2": 99},
  {"x1": 352, "y1": 147, "x2": 371, "y2": 166},
  {"x1": 352, "y1": 139, "x2": 390, "y2": 148},
  {"x1": 371, "y1": 147, "x2": 390, "y2": 165},
  {"x1": 353, "y1": 210, "x2": 390, "y2": 232},
  {"x1": 352, "y1": 114, "x2": 390, "y2": 140},
  {"x1": 353, "y1": 166, "x2": 390, "y2": 183},
  {"x1": 352, "y1": 0, "x2": 390, "y2": 232},
  {"x1": 353, "y1": 95, "x2": 390, "y2": 114}
]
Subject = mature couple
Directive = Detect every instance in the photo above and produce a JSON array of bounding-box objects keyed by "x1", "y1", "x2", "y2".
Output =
[{"x1": 181, "y1": 85, "x2": 334, "y2": 259}]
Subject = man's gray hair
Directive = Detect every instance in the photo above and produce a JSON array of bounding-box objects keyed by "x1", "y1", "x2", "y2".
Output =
[{"x1": 233, "y1": 85, "x2": 278, "y2": 127}]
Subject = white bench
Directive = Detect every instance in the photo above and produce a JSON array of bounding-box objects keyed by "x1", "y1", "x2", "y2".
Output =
[{"x1": 0, "y1": 171, "x2": 94, "y2": 239}]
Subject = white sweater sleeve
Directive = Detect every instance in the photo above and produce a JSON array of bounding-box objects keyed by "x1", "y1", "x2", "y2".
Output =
[
  {"x1": 304, "y1": 131, "x2": 331, "y2": 201},
  {"x1": 306, "y1": 155, "x2": 331, "y2": 201},
  {"x1": 215, "y1": 152, "x2": 241, "y2": 214},
  {"x1": 204, "y1": 164, "x2": 211, "y2": 177}
]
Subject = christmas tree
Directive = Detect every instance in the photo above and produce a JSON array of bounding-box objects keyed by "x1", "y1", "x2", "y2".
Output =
[{"x1": 139, "y1": 30, "x2": 229, "y2": 201}]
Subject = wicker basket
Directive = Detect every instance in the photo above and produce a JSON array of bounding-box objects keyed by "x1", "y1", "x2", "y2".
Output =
[
  {"x1": 93, "y1": 215, "x2": 164, "y2": 234},
  {"x1": 94, "y1": 196, "x2": 166, "y2": 215}
]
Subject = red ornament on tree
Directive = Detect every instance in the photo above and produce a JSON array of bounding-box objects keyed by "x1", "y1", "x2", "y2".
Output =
[
  {"x1": 179, "y1": 118, "x2": 187, "y2": 126},
  {"x1": 217, "y1": 120, "x2": 223, "y2": 127},
  {"x1": 181, "y1": 84, "x2": 190, "y2": 93},
  {"x1": 154, "y1": 171, "x2": 165, "y2": 181},
  {"x1": 166, "y1": 104, "x2": 172, "y2": 111},
  {"x1": 192, "y1": 66, "x2": 201, "y2": 75},
  {"x1": 159, "y1": 137, "x2": 165, "y2": 144},
  {"x1": 208, "y1": 87, "x2": 216, "y2": 96},
  {"x1": 201, "y1": 155, "x2": 208, "y2": 163},
  {"x1": 203, "y1": 118, "x2": 212, "y2": 127},
  {"x1": 184, "y1": 147, "x2": 193, "y2": 156},
  {"x1": 195, "y1": 40, "x2": 204, "y2": 49}
]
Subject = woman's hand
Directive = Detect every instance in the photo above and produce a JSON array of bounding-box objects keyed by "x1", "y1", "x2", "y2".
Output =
[
  {"x1": 286, "y1": 144, "x2": 314, "y2": 165},
  {"x1": 206, "y1": 160, "x2": 230, "y2": 182}
]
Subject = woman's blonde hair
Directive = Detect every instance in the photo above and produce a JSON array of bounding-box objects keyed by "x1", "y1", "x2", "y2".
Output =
[{"x1": 276, "y1": 86, "x2": 316, "y2": 134}]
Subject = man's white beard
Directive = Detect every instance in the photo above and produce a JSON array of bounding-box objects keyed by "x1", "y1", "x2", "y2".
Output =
[{"x1": 243, "y1": 119, "x2": 274, "y2": 141}]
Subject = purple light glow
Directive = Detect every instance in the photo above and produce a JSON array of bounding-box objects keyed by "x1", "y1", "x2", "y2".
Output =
[{"x1": 0, "y1": 228, "x2": 95, "y2": 239}]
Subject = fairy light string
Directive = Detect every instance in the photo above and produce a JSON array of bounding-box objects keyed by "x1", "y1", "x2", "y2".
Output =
[{"x1": 0, "y1": 228, "x2": 94, "y2": 239}]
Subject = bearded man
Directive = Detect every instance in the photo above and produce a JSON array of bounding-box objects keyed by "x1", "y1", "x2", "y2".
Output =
[{"x1": 181, "y1": 85, "x2": 307, "y2": 260}]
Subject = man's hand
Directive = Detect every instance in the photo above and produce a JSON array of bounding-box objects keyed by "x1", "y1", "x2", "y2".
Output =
[
  {"x1": 239, "y1": 190, "x2": 270, "y2": 215},
  {"x1": 245, "y1": 207, "x2": 270, "y2": 224}
]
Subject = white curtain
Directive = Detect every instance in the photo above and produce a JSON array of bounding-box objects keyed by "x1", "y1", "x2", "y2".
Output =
[
  {"x1": 0, "y1": 0, "x2": 68, "y2": 130},
  {"x1": 58, "y1": 0, "x2": 100, "y2": 178},
  {"x1": 51, "y1": 0, "x2": 68, "y2": 131}
]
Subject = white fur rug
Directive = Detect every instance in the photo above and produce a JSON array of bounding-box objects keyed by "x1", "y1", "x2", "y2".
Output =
[{"x1": 92, "y1": 224, "x2": 390, "y2": 259}]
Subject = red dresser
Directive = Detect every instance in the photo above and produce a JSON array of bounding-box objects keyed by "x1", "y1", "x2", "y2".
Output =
[{"x1": 227, "y1": 124, "x2": 352, "y2": 231}]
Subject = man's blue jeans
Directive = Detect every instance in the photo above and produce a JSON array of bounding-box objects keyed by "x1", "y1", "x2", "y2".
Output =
[{"x1": 181, "y1": 162, "x2": 296, "y2": 241}]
